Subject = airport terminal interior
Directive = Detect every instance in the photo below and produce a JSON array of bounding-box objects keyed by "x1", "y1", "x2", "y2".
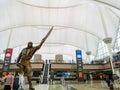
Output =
[{"x1": 0, "y1": 0, "x2": 120, "y2": 90}]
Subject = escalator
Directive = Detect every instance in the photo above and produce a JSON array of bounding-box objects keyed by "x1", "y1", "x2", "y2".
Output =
[{"x1": 42, "y1": 63, "x2": 49, "y2": 84}]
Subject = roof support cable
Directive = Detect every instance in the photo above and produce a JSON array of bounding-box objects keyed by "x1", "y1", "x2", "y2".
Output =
[{"x1": 93, "y1": 0, "x2": 120, "y2": 10}]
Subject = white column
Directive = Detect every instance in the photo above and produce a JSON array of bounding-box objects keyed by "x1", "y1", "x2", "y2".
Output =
[
  {"x1": 86, "y1": 51, "x2": 91, "y2": 64},
  {"x1": 103, "y1": 37, "x2": 115, "y2": 74}
]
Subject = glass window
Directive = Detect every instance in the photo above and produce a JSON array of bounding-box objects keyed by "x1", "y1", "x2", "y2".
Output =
[
  {"x1": 95, "y1": 41, "x2": 109, "y2": 60},
  {"x1": 114, "y1": 25, "x2": 120, "y2": 53},
  {"x1": 96, "y1": 25, "x2": 120, "y2": 60}
]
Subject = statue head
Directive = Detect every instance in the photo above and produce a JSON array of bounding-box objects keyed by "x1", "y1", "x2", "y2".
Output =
[{"x1": 27, "y1": 42, "x2": 33, "y2": 48}]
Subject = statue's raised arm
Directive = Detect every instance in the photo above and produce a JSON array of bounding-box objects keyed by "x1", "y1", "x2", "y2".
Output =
[
  {"x1": 37, "y1": 26, "x2": 54, "y2": 49},
  {"x1": 16, "y1": 26, "x2": 54, "y2": 90}
]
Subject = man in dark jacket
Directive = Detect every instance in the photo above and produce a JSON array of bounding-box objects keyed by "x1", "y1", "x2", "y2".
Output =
[{"x1": 13, "y1": 72, "x2": 19, "y2": 90}]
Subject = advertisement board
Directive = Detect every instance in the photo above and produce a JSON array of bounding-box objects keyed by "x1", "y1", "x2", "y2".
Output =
[
  {"x1": 76, "y1": 50, "x2": 84, "y2": 82},
  {"x1": 2, "y1": 48, "x2": 13, "y2": 74}
]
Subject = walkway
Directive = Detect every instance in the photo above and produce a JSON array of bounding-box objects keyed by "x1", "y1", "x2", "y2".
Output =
[{"x1": 0, "y1": 80, "x2": 111, "y2": 90}]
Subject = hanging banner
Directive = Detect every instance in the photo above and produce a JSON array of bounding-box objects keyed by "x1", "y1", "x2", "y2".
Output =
[
  {"x1": 2, "y1": 48, "x2": 13, "y2": 73},
  {"x1": 76, "y1": 50, "x2": 84, "y2": 82}
]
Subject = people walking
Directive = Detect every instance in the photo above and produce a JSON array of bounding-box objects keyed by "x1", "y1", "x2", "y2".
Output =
[{"x1": 3, "y1": 71, "x2": 14, "y2": 90}]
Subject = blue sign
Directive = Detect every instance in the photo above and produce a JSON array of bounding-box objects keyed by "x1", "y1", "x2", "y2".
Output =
[
  {"x1": 76, "y1": 50, "x2": 84, "y2": 82},
  {"x1": 76, "y1": 50, "x2": 82, "y2": 59}
]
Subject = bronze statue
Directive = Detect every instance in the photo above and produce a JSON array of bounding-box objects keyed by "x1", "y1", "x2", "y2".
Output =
[{"x1": 16, "y1": 26, "x2": 54, "y2": 90}]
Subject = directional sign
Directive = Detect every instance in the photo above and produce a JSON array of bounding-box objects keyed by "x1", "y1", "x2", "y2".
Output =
[
  {"x1": 2, "y1": 48, "x2": 13, "y2": 73},
  {"x1": 76, "y1": 50, "x2": 84, "y2": 82}
]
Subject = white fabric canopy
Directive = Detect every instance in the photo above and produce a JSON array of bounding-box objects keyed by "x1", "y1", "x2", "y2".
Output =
[{"x1": 0, "y1": 0, "x2": 120, "y2": 61}]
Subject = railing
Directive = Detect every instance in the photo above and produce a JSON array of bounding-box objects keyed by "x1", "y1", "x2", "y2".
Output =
[
  {"x1": 42, "y1": 60, "x2": 49, "y2": 84},
  {"x1": 50, "y1": 60, "x2": 76, "y2": 64},
  {"x1": 41, "y1": 61, "x2": 46, "y2": 84},
  {"x1": 47, "y1": 62, "x2": 50, "y2": 84}
]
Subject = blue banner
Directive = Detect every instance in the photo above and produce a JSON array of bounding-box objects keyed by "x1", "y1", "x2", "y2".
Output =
[
  {"x1": 76, "y1": 50, "x2": 82, "y2": 59},
  {"x1": 76, "y1": 50, "x2": 83, "y2": 82}
]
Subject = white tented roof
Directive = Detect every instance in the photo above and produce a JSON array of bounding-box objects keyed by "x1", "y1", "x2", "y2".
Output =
[{"x1": 0, "y1": 0, "x2": 120, "y2": 61}]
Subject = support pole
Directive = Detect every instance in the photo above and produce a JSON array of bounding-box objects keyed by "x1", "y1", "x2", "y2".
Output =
[
  {"x1": 103, "y1": 37, "x2": 114, "y2": 74},
  {"x1": 86, "y1": 51, "x2": 91, "y2": 64}
]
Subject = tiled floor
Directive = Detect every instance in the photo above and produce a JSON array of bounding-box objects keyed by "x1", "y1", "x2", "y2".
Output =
[
  {"x1": 49, "y1": 85, "x2": 65, "y2": 90},
  {"x1": 0, "y1": 80, "x2": 114, "y2": 90},
  {"x1": 32, "y1": 80, "x2": 110, "y2": 90}
]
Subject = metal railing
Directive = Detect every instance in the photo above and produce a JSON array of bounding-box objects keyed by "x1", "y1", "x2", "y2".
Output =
[
  {"x1": 41, "y1": 61, "x2": 46, "y2": 83},
  {"x1": 47, "y1": 63, "x2": 50, "y2": 84}
]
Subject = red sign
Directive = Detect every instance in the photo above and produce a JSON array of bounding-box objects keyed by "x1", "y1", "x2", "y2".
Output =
[{"x1": 4, "y1": 48, "x2": 13, "y2": 58}]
